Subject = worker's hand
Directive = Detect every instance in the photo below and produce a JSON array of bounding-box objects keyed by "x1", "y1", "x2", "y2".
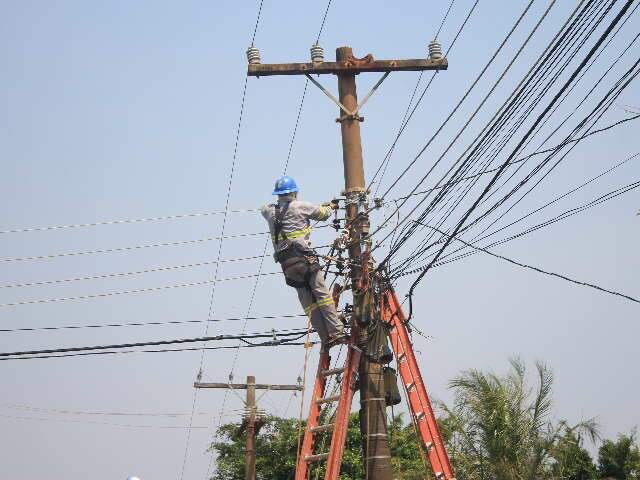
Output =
[{"x1": 329, "y1": 200, "x2": 340, "y2": 210}]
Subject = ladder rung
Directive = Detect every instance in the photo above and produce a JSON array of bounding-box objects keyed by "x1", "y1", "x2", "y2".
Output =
[
  {"x1": 321, "y1": 367, "x2": 345, "y2": 377},
  {"x1": 305, "y1": 453, "x2": 329, "y2": 463},
  {"x1": 310, "y1": 423, "x2": 334, "y2": 433},
  {"x1": 316, "y1": 394, "x2": 341, "y2": 405}
]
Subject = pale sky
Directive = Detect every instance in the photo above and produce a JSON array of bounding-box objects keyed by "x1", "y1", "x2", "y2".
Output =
[{"x1": 1, "y1": 1, "x2": 639, "y2": 479}]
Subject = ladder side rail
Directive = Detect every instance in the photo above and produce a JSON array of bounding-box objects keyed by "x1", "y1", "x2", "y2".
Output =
[
  {"x1": 324, "y1": 331, "x2": 361, "y2": 480},
  {"x1": 295, "y1": 351, "x2": 331, "y2": 480},
  {"x1": 383, "y1": 291, "x2": 455, "y2": 480}
]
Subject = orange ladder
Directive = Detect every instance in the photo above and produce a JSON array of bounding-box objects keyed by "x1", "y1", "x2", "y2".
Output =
[
  {"x1": 381, "y1": 288, "x2": 455, "y2": 480},
  {"x1": 295, "y1": 325, "x2": 361, "y2": 480},
  {"x1": 295, "y1": 287, "x2": 454, "y2": 480}
]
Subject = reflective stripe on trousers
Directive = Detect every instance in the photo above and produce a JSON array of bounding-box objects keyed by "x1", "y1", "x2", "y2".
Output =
[{"x1": 295, "y1": 270, "x2": 343, "y2": 344}]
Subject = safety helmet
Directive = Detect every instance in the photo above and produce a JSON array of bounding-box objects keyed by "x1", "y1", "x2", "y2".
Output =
[{"x1": 272, "y1": 175, "x2": 299, "y2": 196}]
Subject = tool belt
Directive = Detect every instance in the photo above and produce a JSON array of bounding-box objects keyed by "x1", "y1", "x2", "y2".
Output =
[{"x1": 276, "y1": 246, "x2": 321, "y2": 289}]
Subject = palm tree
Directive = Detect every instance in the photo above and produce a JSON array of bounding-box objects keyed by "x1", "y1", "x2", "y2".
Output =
[{"x1": 439, "y1": 358, "x2": 598, "y2": 480}]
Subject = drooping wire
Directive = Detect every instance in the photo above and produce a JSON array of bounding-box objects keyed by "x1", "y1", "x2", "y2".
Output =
[
  {"x1": 203, "y1": 2, "x2": 335, "y2": 478},
  {"x1": 0, "y1": 313, "x2": 307, "y2": 334},
  {"x1": 404, "y1": 0, "x2": 637, "y2": 319},
  {"x1": 0, "y1": 207, "x2": 259, "y2": 235},
  {"x1": 180, "y1": 1, "x2": 266, "y2": 478},
  {"x1": 0, "y1": 272, "x2": 281, "y2": 308},
  {"x1": 1, "y1": 341, "x2": 314, "y2": 362},
  {"x1": 376, "y1": 0, "x2": 609, "y2": 270},
  {"x1": 369, "y1": 0, "x2": 478, "y2": 195},
  {"x1": 369, "y1": 0, "x2": 578, "y2": 252},
  {"x1": 419, "y1": 224, "x2": 640, "y2": 305},
  {"x1": 0, "y1": 327, "x2": 310, "y2": 359}
]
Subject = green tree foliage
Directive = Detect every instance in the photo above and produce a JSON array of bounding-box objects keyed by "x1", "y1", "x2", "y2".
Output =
[
  {"x1": 209, "y1": 359, "x2": 640, "y2": 480},
  {"x1": 550, "y1": 431, "x2": 597, "y2": 480},
  {"x1": 597, "y1": 433, "x2": 640, "y2": 479},
  {"x1": 209, "y1": 412, "x2": 427, "y2": 479},
  {"x1": 439, "y1": 357, "x2": 599, "y2": 480}
]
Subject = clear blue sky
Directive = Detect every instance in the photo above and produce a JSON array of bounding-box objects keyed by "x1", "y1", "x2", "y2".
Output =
[{"x1": 1, "y1": 1, "x2": 638, "y2": 479}]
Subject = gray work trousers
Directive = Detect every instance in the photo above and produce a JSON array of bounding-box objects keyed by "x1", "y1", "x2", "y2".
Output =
[{"x1": 295, "y1": 270, "x2": 343, "y2": 344}]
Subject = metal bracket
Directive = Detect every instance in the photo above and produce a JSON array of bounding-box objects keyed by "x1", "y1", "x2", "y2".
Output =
[{"x1": 305, "y1": 71, "x2": 390, "y2": 121}]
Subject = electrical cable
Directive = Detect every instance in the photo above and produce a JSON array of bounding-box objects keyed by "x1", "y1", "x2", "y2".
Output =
[
  {"x1": 0, "y1": 272, "x2": 281, "y2": 308},
  {"x1": 404, "y1": 0, "x2": 636, "y2": 320},
  {"x1": 0, "y1": 313, "x2": 307, "y2": 334},
  {"x1": 382, "y1": 0, "x2": 617, "y2": 274},
  {"x1": 0, "y1": 208, "x2": 259, "y2": 235},
  {"x1": 0, "y1": 328, "x2": 310, "y2": 358},
  {"x1": 369, "y1": 0, "x2": 478, "y2": 195},
  {"x1": 400, "y1": 149, "x2": 640, "y2": 272},
  {"x1": 370, "y1": 0, "x2": 580, "y2": 255},
  {"x1": 180, "y1": 3, "x2": 266, "y2": 476},
  {"x1": 0, "y1": 231, "x2": 268, "y2": 264},
  {"x1": 0, "y1": 342, "x2": 314, "y2": 362},
  {"x1": 0, "y1": 254, "x2": 270, "y2": 289},
  {"x1": 397, "y1": 177, "x2": 640, "y2": 278},
  {"x1": 419, "y1": 223, "x2": 640, "y2": 304},
  {"x1": 202, "y1": 3, "x2": 335, "y2": 478},
  {"x1": 379, "y1": 0, "x2": 542, "y2": 200}
]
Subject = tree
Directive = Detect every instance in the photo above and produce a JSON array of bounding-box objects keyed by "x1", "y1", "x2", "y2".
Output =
[
  {"x1": 209, "y1": 412, "x2": 426, "y2": 479},
  {"x1": 438, "y1": 357, "x2": 598, "y2": 480},
  {"x1": 598, "y1": 432, "x2": 640, "y2": 479},
  {"x1": 550, "y1": 431, "x2": 597, "y2": 480}
]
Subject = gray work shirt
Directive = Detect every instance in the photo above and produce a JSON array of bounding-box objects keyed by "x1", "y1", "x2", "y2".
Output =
[{"x1": 261, "y1": 195, "x2": 331, "y2": 255}]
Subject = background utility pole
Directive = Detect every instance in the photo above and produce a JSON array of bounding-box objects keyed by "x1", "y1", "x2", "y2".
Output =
[
  {"x1": 195, "y1": 376, "x2": 303, "y2": 480},
  {"x1": 247, "y1": 44, "x2": 447, "y2": 479}
]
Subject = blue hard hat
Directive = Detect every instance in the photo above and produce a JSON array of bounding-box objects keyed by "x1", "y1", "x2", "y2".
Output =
[{"x1": 272, "y1": 175, "x2": 299, "y2": 195}]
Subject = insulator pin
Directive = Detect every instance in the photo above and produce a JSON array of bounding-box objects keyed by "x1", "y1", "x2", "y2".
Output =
[
  {"x1": 428, "y1": 39, "x2": 443, "y2": 60},
  {"x1": 246, "y1": 46, "x2": 261, "y2": 65},
  {"x1": 310, "y1": 43, "x2": 324, "y2": 63}
]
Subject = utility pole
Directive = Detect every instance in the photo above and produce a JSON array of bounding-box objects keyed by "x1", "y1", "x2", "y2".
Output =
[
  {"x1": 246, "y1": 43, "x2": 447, "y2": 479},
  {"x1": 195, "y1": 376, "x2": 303, "y2": 480}
]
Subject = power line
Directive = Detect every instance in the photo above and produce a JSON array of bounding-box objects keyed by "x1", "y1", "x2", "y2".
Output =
[
  {"x1": 378, "y1": 0, "x2": 543, "y2": 200},
  {"x1": 0, "y1": 313, "x2": 306, "y2": 334},
  {"x1": 0, "y1": 272, "x2": 281, "y2": 308},
  {"x1": 0, "y1": 341, "x2": 315, "y2": 362},
  {"x1": 405, "y1": 0, "x2": 637, "y2": 318},
  {"x1": 0, "y1": 254, "x2": 269, "y2": 289},
  {"x1": 181, "y1": 1, "x2": 266, "y2": 477},
  {"x1": 0, "y1": 208, "x2": 259, "y2": 235},
  {"x1": 397, "y1": 175, "x2": 640, "y2": 278},
  {"x1": 382, "y1": 0, "x2": 620, "y2": 273},
  {"x1": 369, "y1": 0, "x2": 477, "y2": 195},
  {"x1": 391, "y1": 114, "x2": 640, "y2": 203},
  {"x1": 420, "y1": 224, "x2": 640, "y2": 305},
  {"x1": 1, "y1": 404, "x2": 213, "y2": 417},
  {"x1": 0, "y1": 328, "x2": 310, "y2": 358},
  {"x1": 370, "y1": 0, "x2": 571, "y2": 253},
  {"x1": 0, "y1": 413, "x2": 211, "y2": 429},
  {"x1": 0, "y1": 231, "x2": 267, "y2": 263},
  {"x1": 409, "y1": 149, "x2": 640, "y2": 269}
]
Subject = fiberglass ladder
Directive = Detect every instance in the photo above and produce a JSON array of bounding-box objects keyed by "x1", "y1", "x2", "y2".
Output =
[{"x1": 295, "y1": 288, "x2": 454, "y2": 480}]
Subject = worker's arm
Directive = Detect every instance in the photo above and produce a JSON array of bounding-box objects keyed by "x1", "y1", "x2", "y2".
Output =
[
  {"x1": 297, "y1": 201, "x2": 334, "y2": 222},
  {"x1": 260, "y1": 204, "x2": 274, "y2": 220}
]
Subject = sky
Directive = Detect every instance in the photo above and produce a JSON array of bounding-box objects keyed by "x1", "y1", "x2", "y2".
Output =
[{"x1": 1, "y1": 1, "x2": 639, "y2": 479}]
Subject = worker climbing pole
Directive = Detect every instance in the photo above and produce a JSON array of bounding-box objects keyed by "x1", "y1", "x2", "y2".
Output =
[{"x1": 247, "y1": 42, "x2": 453, "y2": 480}]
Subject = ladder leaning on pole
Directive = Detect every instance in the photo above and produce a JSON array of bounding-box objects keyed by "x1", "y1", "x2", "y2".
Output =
[
  {"x1": 295, "y1": 323, "x2": 362, "y2": 480},
  {"x1": 294, "y1": 285, "x2": 455, "y2": 480},
  {"x1": 381, "y1": 288, "x2": 455, "y2": 480}
]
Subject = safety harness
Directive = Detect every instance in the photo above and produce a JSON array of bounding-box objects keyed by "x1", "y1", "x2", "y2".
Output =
[{"x1": 274, "y1": 202, "x2": 320, "y2": 289}]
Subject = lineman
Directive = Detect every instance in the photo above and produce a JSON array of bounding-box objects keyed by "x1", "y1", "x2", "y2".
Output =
[{"x1": 261, "y1": 175, "x2": 347, "y2": 349}]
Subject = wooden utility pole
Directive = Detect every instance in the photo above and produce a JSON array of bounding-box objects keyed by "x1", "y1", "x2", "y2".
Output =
[
  {"x1": 247, "y1": 44, "x2": 447, "y2": 479},
  {"x1": 195, "y1": 376, "x2": 302, "y2": 480}
]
